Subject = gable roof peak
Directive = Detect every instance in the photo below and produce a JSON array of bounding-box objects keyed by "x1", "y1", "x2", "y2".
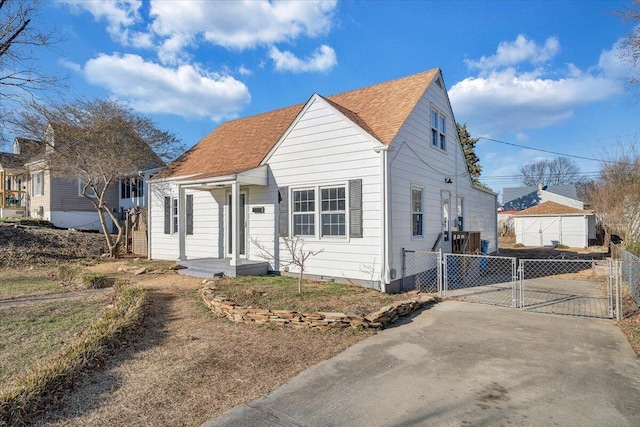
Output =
[{"x1": 155, "y1": 67, "x2": 443, "y2": 181}]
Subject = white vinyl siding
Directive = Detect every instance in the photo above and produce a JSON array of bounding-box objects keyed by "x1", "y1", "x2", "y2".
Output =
[
  {"x1": 389, "y1": 77, "x2": 497, "y2": 279},
  {"x1": 266, "y1": 96, "x2": 383, "y2": 283}
]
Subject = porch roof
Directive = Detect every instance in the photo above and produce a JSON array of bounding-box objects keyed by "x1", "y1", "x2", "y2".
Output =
[{"x1": 173, "y1": 165, "x2": 268, "y2": 190}]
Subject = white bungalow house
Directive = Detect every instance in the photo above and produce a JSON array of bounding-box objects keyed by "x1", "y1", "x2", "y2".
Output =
[{"x1": 148, "y1": 68, "x2": 497, "y2": 292}]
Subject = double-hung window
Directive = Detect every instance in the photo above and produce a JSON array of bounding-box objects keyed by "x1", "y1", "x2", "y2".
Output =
[
  {"x1": 431, "y1": 109, "x2": 446, "y2": 151},
  {"x1": 321, "y1": 186, "x2": 346, "y2": 237},
  {"x1": 32, "y1": 171, "x2": 44, "y2": 197},
  {"x1": 412, "y1": 187, "x2": 423, "y2": 237},
  {"x1": 293, "y1": 189, "x2": 315, "y2": 236}
]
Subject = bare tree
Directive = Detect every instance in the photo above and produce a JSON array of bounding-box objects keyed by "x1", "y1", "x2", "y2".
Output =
[
  {"x1": 587, "y1": 142, "x2": 640, "y2": 247},
  {"x1": 14, "y1": 98, "x2": 181, "y2": 257},
  {"x1": 252, "y1": 236, "x2": 324, "y2": 293},
  {"x1": 519, "y1": 157, "x2": 582, "y2": 186},
  {"x1": 616, "y1": 0, "x2": 640, "y2": 87},
  {"x1": 0, "y1": 0, "x2": 64, "y2": 101}
]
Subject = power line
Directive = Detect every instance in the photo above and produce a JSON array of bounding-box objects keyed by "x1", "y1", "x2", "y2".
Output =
[{"x1": 478, "y1": 137, "x2": 626, "y2": 165}]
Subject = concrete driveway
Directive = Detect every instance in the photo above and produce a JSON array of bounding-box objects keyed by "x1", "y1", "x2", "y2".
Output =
[{"x1": 203, "y1": 301, "x2": 640, "y2": 427}]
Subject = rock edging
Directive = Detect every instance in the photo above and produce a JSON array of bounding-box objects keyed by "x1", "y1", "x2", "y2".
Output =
[{"x1": 200, "y1": 288, "x2": 439, "y2": 330}]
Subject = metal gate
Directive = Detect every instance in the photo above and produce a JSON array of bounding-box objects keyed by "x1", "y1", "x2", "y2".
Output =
[
  {"x1": 519, "y1": 259, "x2": 613, "y2": 319},
  {"x1": 443, "y1": 253, "x2": 517, "y2": 308},
  {"x1": 402, "y1": 249, "x2": 616, "y2": 319}
]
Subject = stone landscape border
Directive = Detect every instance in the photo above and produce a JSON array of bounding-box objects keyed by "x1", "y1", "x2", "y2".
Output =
[{"x1": 200, "y1": 285, "x2": 439, "y2": 329}]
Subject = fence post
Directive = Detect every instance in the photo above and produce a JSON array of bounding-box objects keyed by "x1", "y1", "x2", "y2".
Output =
[
  {"x1": 616, "y1": 259, "x2": 622, "y2": 321},
  {"x1": 438, "y1": 250, "x2": 444, "y2": 296},
  {"x1": 608, "y1": 260, "x2": 614, "y2": 319},
  {"x1": 518, "y1": 260, "x2": 524, "y2": 310},
  {"x1": 512, "y1": 258, "x2": 517, "y2": 308},
  {"x1": 401, "y1": 248, "x2": 406, "y2": 293}
]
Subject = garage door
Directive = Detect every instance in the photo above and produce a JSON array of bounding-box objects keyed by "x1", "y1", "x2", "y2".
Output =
[
  {"x1": 540, "y1": 217, "x2": 560, "y2": 246},
  {"x1": 521, "y1": 217, "x2": 559, "y2": 247}
]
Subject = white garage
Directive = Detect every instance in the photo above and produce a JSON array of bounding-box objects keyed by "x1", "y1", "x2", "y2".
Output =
[{"x1": 513, "y1": 201, "x2": 596, "y2": 248}]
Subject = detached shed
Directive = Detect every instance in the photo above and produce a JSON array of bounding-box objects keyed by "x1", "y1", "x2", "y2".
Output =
[{"x1": 513, "y1": 201, "x2": 596, "y2": 248}]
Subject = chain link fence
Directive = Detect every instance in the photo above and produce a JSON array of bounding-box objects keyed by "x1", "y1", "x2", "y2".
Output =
[
  {"x1": 444, "y1": 253, "x2": 517, "y2": 307},
  {"x1": 619, "y1": 248, "x2": 640, "y2": 309},
  {"x1": 519, "y1": 259, "x2": 611, "y2": 318},
  {"x1": 402, "y1": 249, "x2": 615, "y2": 319},
  {"x1": 401, "y1": 250, "x2": 441, "y2": 293}
]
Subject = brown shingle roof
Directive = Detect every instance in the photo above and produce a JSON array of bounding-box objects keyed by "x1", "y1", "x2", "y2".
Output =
[
  {"x1": 513, "y1": 201, "x2": 591, "y2": 216},
  {"x1": 155, "y1": 68, "x2": 440, "y2": 180}
]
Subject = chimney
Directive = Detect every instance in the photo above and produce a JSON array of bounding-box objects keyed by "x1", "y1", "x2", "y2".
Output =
[{"x1": 537, "y1": 181, "x2": 543, "y2": 191}]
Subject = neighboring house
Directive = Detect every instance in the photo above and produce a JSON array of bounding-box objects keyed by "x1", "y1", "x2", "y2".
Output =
[
  {"x1": 148, "y1": 68, "x2": 497, "y2": 292},
  {"x1": 0, "y1": 138, "x2": 44, "y2": 219},
  {"x1": 0, "y1": 130, "x2": 164, "y2": 231},
  {"x1": 513, "y1": 201, "x2": 596, "y2": 248},
  {"x1": 500, "y1": 182, "x2": 594, "y2": 247},
  {"x1": 502, "y1": 183, "x2": 582, "y2": 211}
]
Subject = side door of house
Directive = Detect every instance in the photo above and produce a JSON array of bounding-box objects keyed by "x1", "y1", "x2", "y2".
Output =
[{"x1": 441, "y1": 190, "x2": 451, "y2": 252}]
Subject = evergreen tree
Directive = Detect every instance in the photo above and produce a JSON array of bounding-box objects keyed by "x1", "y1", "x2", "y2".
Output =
[{"x1": 456, "y1": 122, "x2": 482, "y2": 185}]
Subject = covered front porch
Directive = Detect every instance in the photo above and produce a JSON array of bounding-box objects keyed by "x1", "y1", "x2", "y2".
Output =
[
  {"x1": 171, "y1": 165, "x2": 274, "y2": 278},
  {"x1": 0, "y1": 169, "x2": 27, "y2": 219}
]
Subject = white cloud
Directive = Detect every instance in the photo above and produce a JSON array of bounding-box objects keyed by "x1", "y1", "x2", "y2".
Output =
[
  {"x1": 465, "y1": 35, "x2": 560, "y2": 72},
  {"x1": 450, "y1": 35, "x2": 624, "y2": 136},
  {"x1": 269, "y1": 45, "x2": 337, "y2": 73},
  {"x1": 83, "y1": 54, "x2": 250, "y2": 121},
  {"x1": 150, "y1": 0, "x2": 336, "y2": 50},
  {"x1": 61, "y1": 0, "x2": 339, "y2": 72},
  {"x1": 61, "y1": 0, "x2": 149, "y2": 47}
]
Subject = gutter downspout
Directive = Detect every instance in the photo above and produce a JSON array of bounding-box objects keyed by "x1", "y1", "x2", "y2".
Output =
[
  {"x1": 147, "y1": 180, "x2": 152, "y2": 260},
  {"x1": 375, "y1": 145, "x2": 391, "y2": 293}
]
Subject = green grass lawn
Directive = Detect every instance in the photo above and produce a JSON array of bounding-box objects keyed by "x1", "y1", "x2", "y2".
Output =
[
  {"x1": 0, "y1": 275, "x2": 63, "y2": 300},
  {"x1": 0, "y1": 299, "x2": 107, "y2": 384},
  {"x1": 210, "y1": 275, "x2": 402, "y2": 315}
]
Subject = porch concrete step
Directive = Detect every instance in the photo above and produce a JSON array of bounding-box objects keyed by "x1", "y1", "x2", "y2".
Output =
[{"x1": 177, "y1": 258, "x2": 269, "y2": 279}]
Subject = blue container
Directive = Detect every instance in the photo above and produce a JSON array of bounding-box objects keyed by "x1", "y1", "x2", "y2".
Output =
[{"x1": 480, "y1": 240, "x2": 489, "y2": 271}]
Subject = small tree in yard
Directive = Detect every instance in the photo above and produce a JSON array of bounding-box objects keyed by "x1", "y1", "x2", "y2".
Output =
[
  {"x1": 252, "y1": 236, "x2": 324, "y2": 293},
  {"x1": 14, "y1": 98, "x2": 181, "y2": 257}
]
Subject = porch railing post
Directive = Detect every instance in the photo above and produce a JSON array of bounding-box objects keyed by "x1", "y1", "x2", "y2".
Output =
[{"x1": 230, "y1": 182, "x2": 240, "y2": 266}]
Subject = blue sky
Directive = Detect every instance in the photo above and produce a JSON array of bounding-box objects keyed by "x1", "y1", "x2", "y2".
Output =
[{"x1": 10, "y1": 0, "x2": 640, "y2": 199}]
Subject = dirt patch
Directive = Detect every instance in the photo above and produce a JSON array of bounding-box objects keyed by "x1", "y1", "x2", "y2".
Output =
[
  {"x1": 0, "y1": 225, "x2": 107, "y2": 267},
  {"x1": 32, "y1": 263, "x2": 375, "y2": 426}
]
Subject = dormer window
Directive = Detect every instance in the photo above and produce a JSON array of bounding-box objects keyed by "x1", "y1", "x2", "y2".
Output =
[{"x1": 431, "y1": 109, "x2": 446, "y2": 151}]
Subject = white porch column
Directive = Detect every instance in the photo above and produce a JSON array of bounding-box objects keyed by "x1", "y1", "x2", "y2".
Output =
[
  {"x1": 230, "y1": 181, "x2": 240, "y2": 266},
  {"x1": 178, "y1": 185, "x2": 186, "y2": 260}
]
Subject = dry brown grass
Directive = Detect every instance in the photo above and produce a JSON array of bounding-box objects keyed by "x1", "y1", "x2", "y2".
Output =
[{"x1": 31, "y1": 262, "x2": 378, "y2": 426}]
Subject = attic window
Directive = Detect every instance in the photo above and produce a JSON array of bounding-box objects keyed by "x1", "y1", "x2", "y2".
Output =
[{"x1": 431, "y1": 109, "x2": 446, "y2": 151}]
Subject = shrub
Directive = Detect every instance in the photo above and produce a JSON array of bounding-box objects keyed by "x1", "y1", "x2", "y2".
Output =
[
  {"x1": 56, "y1": 265, "x2": 80, "y2": 286},
  {"x1": 82, "y1": 272, "x2": 108, "y2": 289}
]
